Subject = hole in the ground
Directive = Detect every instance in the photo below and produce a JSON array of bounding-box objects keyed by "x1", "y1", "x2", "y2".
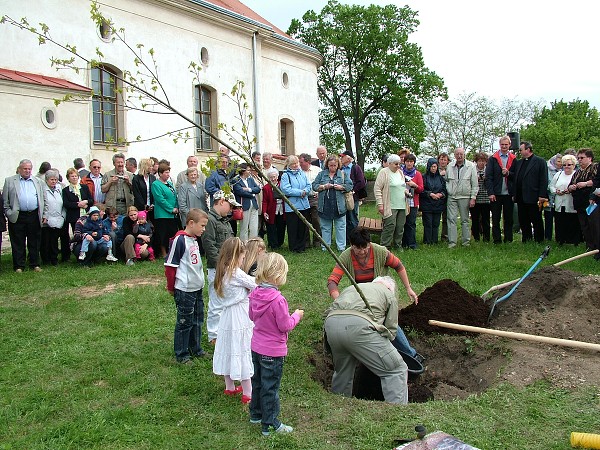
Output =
[{"x1": 309, "y1": 268, "x2": 599, "y2": 402}]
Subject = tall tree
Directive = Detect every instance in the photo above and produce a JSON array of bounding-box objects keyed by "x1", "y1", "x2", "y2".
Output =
[
  {"x1": 423, "y1": 93, "x2": 541, "y2": 156},
  {"x1": 288, "y1": 0, "x2": 445, "y2": 167},
  {"x1": 520, "y1": 100, "x2": 600, "y2": 160}
]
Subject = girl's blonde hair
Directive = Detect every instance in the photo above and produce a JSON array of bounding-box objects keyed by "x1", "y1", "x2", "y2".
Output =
[
  {"x1": 255, "y1": 253, "x2": 288, "y2": 286},
  {"x1": 214, "y1": 237, "x2": 245, "y2": 297},
  {"x1": 242, "y1": 237, "x2": 266, "y2": 274}
]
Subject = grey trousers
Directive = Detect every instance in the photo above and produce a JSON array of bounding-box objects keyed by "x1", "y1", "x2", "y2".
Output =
[
  {"x1": 380, "y1": 209, "x2": 406, "y2": 249},
  {"x1": 324, "y1": 314, "x2": 408, "y2": 404},
  {"x1": 447, "y1": 197, "x2": 471, "y2": 246}
]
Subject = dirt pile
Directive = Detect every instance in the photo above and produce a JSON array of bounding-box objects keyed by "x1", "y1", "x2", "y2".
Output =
[
  {"x1": 398, "y1": 279, "x2": 488, "y2": 333},
  {"x1": 309, "y1": 266, "x2": 600, "y2": 402}
]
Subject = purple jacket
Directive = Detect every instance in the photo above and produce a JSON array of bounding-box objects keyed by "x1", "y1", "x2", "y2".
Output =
[{"x1": 249, "y1": 285, "x2": 301, "y2": 357}]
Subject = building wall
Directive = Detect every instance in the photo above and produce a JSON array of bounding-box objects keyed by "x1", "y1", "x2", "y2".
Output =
[{"x1": 0, "y1": 0, "x2": 320, "y2": 182}]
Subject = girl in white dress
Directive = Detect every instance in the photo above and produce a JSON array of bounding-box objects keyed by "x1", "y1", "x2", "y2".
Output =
[{"x1": 212, "y1": 237, "x2": 257, "y2": 404}]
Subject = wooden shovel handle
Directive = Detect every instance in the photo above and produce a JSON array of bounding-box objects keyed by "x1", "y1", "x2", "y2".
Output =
[{"x1": 428, "y1": 320, "x2": 600, "y2": 352}]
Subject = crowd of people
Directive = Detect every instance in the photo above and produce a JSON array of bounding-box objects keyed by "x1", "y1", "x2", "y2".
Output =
[{"x1": 374, "y1": 137, "x2": 600, "y2": 254}]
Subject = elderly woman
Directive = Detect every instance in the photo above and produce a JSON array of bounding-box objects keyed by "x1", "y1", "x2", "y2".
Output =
[
  {"x1": 545, "y1": 153, "x2": 563, "y2": 240},
  {"x1": 178, "y1": 166, "x2": 208, "y2": 228},
  {"x1": 568, "y1": 148, "x2": 598, "y2": 250},
  {"x1": 280, "y1": 155, "x2": 312, "y2": 253},
  {"x1": 262, "y1": 168, "x2": 286, "y2": 249},
  {"x1": 419, "y1": 158, "x2": 447, "y2": 244},
  {"x1": 151, "y1": 162, "x2": 180, "y2": 257},
  {"x1": 374, "y1": 154, "x2": 408, "y2": 249},
  {"x1": 232, "y1": 162, "x2": 261, "y2": 241},
  {"x1": 550, "y1": 154, "x2": 581, "y2": 245},
  {"x1": 62, "y1": 167, "x2": 92, "y2": 233},
  {"x1": 312, "y1": 155, "x2": 353, "y2": 251},
  {"x1": 41, "y1": 170, "x2": 66, "y2": 266},
  {"x1": 470, "y1": 153, "x2": 490, "y2": 242},
  {"x1": 62, "y1": 167, "x2": 93, "y2": 262},
  {"x1": 401, "y1": 154, "x2": 424, "y2": 249}
]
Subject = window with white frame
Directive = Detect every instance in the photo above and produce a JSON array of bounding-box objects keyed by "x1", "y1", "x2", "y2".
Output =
[
  {"x1": 194, "y1": 85, "x2": 216, "y2": 151},
  {"x1": 91, "y1": 66, "x2": 120, "y2": 144}
]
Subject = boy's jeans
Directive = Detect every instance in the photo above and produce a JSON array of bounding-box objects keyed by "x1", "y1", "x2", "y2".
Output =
[
  {"x1": 173, "y1": 289, "x2": 204, "y2": 361},
  {"x1": 249, "y1": 351, "x2": 284, "y2": 433}
]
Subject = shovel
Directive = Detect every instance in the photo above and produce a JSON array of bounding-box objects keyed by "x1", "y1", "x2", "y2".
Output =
[{"x1": 488, "y1": 245, "x2": 550, "y2": 321}]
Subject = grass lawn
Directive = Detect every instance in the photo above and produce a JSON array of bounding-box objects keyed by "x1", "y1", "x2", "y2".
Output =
[{"x1": 1, "y1": 205, "x2": 599, "y2": 449}]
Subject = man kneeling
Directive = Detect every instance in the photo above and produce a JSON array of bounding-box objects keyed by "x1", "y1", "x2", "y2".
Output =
[{"x1": 324, "y1": 277, "x2": 408, "y2": 404}]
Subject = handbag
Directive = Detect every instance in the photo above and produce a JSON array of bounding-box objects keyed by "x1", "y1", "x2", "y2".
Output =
[
  {"x1": 231, "y1": 208, "x2": 243, "y2": 221},
  {"x1": 341, "y1": 172, "x2": 355, "y2": 211}
]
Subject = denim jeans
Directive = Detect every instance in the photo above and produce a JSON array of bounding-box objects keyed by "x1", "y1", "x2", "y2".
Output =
[
  {"x1": 173, "y1": 289, "x2": 204, "y2": 361},
  {"x1": 72, "y1": 239, "x2": 108, "y2": 266},
  {"x1": 391, "y1": 328, "x2": 416, "y2": 357},
  {"x1": 249, "y1": 351, "x2": 284, "y2": 433},
  {"x1": 319, "y1": 215, "x2": 346, "y2": 251}
]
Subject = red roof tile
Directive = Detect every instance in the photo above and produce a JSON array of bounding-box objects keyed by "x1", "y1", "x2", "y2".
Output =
[
  {"x1": 0, "y1": 68, "x2": 90, "y2": 92},
  {"x1": 201, "y1": 0, "x2": 289, "y2": 37}
]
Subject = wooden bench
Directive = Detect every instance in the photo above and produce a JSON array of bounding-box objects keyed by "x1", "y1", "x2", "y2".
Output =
[{"x1": 358, "y1": 217, "x2": 383, "y2": 233}]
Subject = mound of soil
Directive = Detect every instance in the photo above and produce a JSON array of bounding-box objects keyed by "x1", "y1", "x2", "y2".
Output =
[{"x1": 309, "y1": 266, "x2": 600, "y2": 402}]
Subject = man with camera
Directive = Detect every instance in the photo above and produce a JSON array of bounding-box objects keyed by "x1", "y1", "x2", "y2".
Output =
[{"x1": 101, "y1": 152, "x2": 134, "y2": 215}]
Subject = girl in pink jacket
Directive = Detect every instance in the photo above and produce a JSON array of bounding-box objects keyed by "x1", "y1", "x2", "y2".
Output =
[{"x1": 248, "y1": 253, "x2": 303, "y2": 436}]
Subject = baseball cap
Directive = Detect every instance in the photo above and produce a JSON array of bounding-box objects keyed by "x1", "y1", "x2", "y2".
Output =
[
  {"x1": 339, "y1": 150, "x2": 355, "y2": 158},
  {"x1": 213, "y1": 190, "x2": 242, "y2": 207}
]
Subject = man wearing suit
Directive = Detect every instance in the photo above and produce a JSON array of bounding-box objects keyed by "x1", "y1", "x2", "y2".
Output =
[
  {"x1": 510, "y1": 141, "x2": 548, "y2": 242},
  {"x1": 3, "y1": 159, "x2": 47, "y2": 272},
  {"x1": 311, "y1": 145, "x2": 327, "y2": 170}
]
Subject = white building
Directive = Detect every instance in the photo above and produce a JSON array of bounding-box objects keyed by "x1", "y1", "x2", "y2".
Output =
[{"x1": 0, "y1": 0, "x2": 321, "y2": 181}]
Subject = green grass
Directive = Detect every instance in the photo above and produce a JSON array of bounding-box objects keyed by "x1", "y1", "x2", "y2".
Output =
[{"x1": 1, "y1": 211, "x2": 599, "y2": 449}]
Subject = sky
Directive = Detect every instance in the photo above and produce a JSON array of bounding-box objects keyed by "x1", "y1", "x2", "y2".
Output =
[{"x1": 243, "y1": 0, "x2": 600, "y2": 108}]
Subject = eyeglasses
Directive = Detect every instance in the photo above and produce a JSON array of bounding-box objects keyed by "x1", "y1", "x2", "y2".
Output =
[
  {"x1": 577, "y1": 156, "x2": 588, "y2": 160},
  {"x1": 91, "y1": 166, "x2": 101, "y2": 169},
  {"x1": 563, "y1": 163, "x2": 574, "y2": 166}
]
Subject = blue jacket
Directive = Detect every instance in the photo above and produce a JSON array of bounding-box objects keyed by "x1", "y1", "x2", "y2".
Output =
[
  {"x1": 280, "y1": 169, "x2": 311, "y2": 212},
  {"x1": 312, "y1": 169, "x2": 353, "y2": 216},
  {"x1": 232, "y1": 175, "x2": 261, "y2": 211}
]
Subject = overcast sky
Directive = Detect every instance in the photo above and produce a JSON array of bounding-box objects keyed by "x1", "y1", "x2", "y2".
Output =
[{"x1": 243, "y1": 0, "x2": 600, "y2": 108}]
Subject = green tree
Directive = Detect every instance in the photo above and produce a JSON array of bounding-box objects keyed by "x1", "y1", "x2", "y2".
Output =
[
  {"x1": 520, "y1": 99, "x2": 600, "y2": 159},
  {"x1": 288, "y1": 0, "x2": 445, "y2": 167},
  {"x1": 423, "y1": 93, "x2": 541, "y2": 157}
]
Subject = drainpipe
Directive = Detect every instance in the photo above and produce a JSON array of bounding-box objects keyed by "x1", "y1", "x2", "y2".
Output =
[{"x1": 252, "y1": 31, "x2": 261, "y2": 154}]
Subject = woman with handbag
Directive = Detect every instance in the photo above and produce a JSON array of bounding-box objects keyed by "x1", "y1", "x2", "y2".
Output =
[
  {"x1": 374, "y1": 154, "x2": 409, "y2": 249},
  {"x1": 312, "y1": 156, "x2": 353, "y2": 251}
]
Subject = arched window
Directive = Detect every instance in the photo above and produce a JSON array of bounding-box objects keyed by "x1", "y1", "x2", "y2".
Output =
[
  {"x1": 195, "y1": 85, "x2": 217, "y2": 151},
  {"x1": 91, "y1": 65, "x2": 121, "y2": 143}
]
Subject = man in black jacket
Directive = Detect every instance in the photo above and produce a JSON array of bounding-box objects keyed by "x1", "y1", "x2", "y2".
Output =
[{"x1": 510, "y1": 141, "x2": 548, "y2": 242}]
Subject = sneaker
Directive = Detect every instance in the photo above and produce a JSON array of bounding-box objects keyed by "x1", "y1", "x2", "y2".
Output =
[
  {"x1": 262, "y1": 423, "x2": 293, "y2": 436},
  {"x1": 15, "y1": 268, "x2": 23, "y2": 273},
  {"x1": 78, "y1": 252, "x2": 86, "y2": 261},
  {"x1": 250, "y1": 418, "x2": 261, "y2": 424},
  {"x1": 178, "y1": 357, "x2": 193, "y2": 365},
  {"x1": 414, "y1": 353, "x2": 426, "y2": 364},
  {"x1": 33, "y1": 266, "x2": 42, "y2": 272},
  {"x1": 241, "y1": 395, "x2": 251, "y2": 404},
  {"x1": 126, "y1": 258, "x2": 135, "y2": 266},
  {"x1": 192, "y1": 350, "x2": 210, "y2": 359},
  {"x1": 106, "y1": 254, "x2": 118, "y2": 262}
]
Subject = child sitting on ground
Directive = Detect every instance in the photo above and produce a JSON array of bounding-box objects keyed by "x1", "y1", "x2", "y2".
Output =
[
  {"x1": 79, "y1": 206, "x2": 118, "y2": 262},
  {"x1": 242, "y1": 237, "x2": 266, "y2": 276},
  {"x1": 164, "y1": 208, "x2": 209, "y2": 364},
  {"x1": 133, "y1": 210, "x2": 155, "y2": 261},
  {"x1": 212, "y1": 237, "x2": 257, "y2": 405},
  {"x1": 248, "y1": 253, "x2": 304, "y2": 436}
]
